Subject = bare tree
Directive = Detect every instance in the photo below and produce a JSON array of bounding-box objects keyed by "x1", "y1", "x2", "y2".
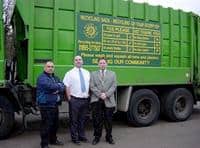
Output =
[{"x1": 3, "y1": 0, "x2": 17, "y2": 81}]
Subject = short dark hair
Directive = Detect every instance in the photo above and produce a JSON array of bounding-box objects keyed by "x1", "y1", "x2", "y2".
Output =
[{"x1": 98, "y1": 57, "x2": 107, "y2": 62}]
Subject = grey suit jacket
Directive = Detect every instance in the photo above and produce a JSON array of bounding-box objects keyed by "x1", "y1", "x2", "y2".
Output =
[{"x1": 90, "y1": 70, "x2": 117, "y2": 108}]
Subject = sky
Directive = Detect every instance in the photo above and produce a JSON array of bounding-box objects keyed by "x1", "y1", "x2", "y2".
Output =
[{"x1": 132, "y1": 0, "x2": 200, "y2": 15}]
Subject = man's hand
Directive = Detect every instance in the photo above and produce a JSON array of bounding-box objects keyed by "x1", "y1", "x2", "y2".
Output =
[
  {"x1": 67, "y1": 95, "x2": 71, "y2": 101},
  {"x1": 100, "y1": 93, "x2": 107, "y2": 100},
  {"x1": 53, "y1": 90, "x2": 59, "y2": 94}
]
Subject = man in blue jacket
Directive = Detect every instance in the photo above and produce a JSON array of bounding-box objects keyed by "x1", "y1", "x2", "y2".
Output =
[{"x1": 36, "y1": 61, "x2": 65, "y2": 148}]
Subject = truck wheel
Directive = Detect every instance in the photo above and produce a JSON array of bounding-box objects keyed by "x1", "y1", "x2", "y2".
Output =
[
  {"x1": 127, "y1": 89, "x2": 160, "y2": 126},
  {"x1": 163, "y1": 88, "x2": 193, "y2": 121},
  {"x1": 0, "y1": 96, "x2": 14, "y2": 139}
]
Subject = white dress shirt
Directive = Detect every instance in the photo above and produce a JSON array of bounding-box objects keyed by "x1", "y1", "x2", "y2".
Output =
[
  {"x1": 100, "y1": 69, "x2": 106, "y2": 77},
  {"x1": 63, "y1": 67, "x2": 90, "y2": 98}
]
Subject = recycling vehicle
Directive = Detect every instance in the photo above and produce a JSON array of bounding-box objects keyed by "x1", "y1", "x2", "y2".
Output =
[{"x1": 0, "y1": 0, "x2": 200, "y2": 139}]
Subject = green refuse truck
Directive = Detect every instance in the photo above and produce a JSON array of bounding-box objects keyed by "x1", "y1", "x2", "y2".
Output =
[{"x1": 0, "y1": 0, "x2": 200, "y2": 139}]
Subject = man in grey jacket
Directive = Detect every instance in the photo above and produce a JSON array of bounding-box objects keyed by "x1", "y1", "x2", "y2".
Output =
[{"x1": 90, "y1": 57, "x2": 117, "y2": 145}]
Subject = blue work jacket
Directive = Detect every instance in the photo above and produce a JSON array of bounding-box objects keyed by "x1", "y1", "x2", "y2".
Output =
[{"x1": 36, "y1": 71, "x2": 65, "y2": 107}]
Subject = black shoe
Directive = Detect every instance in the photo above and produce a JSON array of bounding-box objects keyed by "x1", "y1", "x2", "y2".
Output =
[
  {"x1": 72, "y1": 140, "x2": 81, "y2": 145},
  {"x1": 41, "y1": 146, "x2": 49, "y2": 148},
  {"x1": 79, "y1": 137, "x2": 88, "y2": 142},
  {"x1": 92, "y1": 138, "x2": 100, "y2": 145},
  {"x1": 49, "y1": 140, "x2": 64, "y2": 146},
  {"x1": 106, "y1": 138, "x2": 115, "y2": 144}
]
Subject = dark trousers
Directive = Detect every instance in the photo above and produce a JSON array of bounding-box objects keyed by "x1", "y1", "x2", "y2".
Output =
[
  {"x1": 40, "y1": 106, "x2": 58, "y2": 147},
  {"x1": 91, "y1": 100, "x2": 115, "y2": 140},
  {"x1": 68, "y1": 97, "x2": 89, "y2": 141}
]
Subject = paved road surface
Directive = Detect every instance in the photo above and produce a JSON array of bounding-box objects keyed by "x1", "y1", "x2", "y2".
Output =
[{"x1": 0, "y1": 103, "x2": 200, "y2": 148}]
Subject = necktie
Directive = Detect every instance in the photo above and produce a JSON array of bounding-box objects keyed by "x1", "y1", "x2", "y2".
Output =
[
  {"x1": 101, "y1": 70, "x2": 104, "y2": 79},
  {"x1": 79, "y1": 68, "x2": 86, "y2": 92}
]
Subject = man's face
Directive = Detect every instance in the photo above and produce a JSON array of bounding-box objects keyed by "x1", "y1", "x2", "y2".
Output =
[
  {"x1": 98, "y1": 59, "x2": 107, "y2": 70},
  {"x1": 74, "y1": 56, "x2": 83, "y2": 68},
  {"x1": 44, "y1": 61, "x2": 54, "y2": 74}
]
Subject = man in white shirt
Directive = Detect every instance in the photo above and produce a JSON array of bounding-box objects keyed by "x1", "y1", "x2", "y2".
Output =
[{"x1": 63, "y1": 55, "x2": 90, "y2": 145}]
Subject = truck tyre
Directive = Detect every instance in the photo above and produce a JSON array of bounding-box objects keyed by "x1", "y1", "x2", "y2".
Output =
[
  {"x1": 163, "y1": 88, "x2": 193, "y2": 121},
  {"x1": 0, "y1": 96, "x2": 14, "y2": 139},
  {"x1": 127, "y1": 89, "x2": 160, "y2": 126}
]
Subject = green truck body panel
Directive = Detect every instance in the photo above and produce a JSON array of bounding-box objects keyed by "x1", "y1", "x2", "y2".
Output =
[
  {"x1": 0, "y1": 0, "x2": 4, "y2": 84},
  {"x1": 197, "y1": 17, "x2": 200, "y2": 84},
  {"x1": 1, "y1": 0, "x2": 200, "y2": 88}
]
